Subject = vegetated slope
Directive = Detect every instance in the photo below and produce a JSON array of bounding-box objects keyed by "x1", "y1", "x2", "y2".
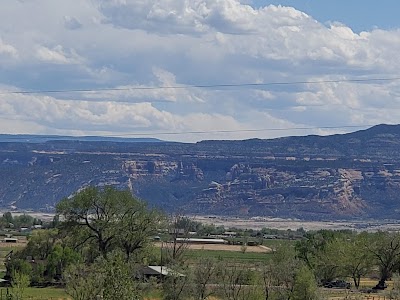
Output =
[{"x1": 1, "y1": 124, "x2": 400, "y2": 220}]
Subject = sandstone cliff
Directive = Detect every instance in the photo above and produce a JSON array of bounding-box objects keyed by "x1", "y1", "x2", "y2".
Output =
[{"x1": 1, "y1": 124, "x2": 400, "y2": 220}]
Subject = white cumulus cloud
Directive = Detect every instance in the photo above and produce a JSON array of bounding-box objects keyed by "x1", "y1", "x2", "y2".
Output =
[
  {"x1": 0, "y1": 38, "x2": 18, "y2": 58},
  {"x1": 0, "y1": 1, "x2": 399, "y2": 141},
  {"x1": 35, "y1": 45, "x2": 83, "y2": 64}
]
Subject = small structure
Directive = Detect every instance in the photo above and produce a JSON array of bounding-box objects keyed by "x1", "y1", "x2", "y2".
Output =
[
  {"x1": 168, "y1": 228, "x2": 186, "y2": 236},
  {"x1": 263, "y1": 234, "x2": 278, "y2": 239},
  {"x1": 0, "y1": 278, "x2": 8, "y2": 287},
  {"x1": 176, "y1": 238, "x2": 227, "y2": 244},
  {"x1": 3, "y1": 238, "x2": 17, "y2": 243},
  {"x1": 139, "y1": 265, "x2": 184, "y2": 280},
  {"x1": 223, "y1": 231, "x2": 237, "y2": 237},
  {"x1": 247, "y1": 240, "x2": 259, "y2": 246}
]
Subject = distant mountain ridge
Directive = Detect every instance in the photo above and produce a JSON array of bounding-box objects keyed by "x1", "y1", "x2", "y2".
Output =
[
  {"x1": 0, "y1": 134, "x2": 164, "y2": 143},
  {"x1": 1, "y1": 124, "x2": 400, "y2": 220}
]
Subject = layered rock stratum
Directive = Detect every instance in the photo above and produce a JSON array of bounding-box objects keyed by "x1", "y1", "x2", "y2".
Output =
[{"x1": 1, "y1": 124, "x2": 400, "y2": 220}]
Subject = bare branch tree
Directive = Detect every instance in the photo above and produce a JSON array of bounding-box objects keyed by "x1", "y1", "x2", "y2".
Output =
[
  {"x1": 367, "y1": 232, "x2": 400, "y2": 290},
  {"x1": 192, "y1": 257, "x2": 218, "y2": 300},
  {"x1": 219, "y1": 264, "x2": 258, "y2": 300},
  {"x1": 163, "y1": 214, "x2": 191, "y2": 265}
]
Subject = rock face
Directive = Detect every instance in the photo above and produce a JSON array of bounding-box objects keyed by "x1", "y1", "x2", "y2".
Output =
[{"x1": 2, "y1": 124, "x2": 400, "y2": 220}]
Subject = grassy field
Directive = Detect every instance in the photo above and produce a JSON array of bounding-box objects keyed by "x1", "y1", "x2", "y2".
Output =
[
  {"x1": 0, "y1": 277, "x2": 389, "y2": 300},
  {"x1": 261, "y1": 238, "x2": 296, "y2": 249},
  {"x1": 0, "y1": 287, "x2": 69, "y2": 300},
  {"x1": 0, "y1": 244, "x2": 27, "y2": 275},
  {"x1": 0, "y1": 243, "x2": 72, "y2": 300},
  {"x1": 182, "y1": 238, "x2": 295, "y2": 263},
  {"x1": 143, "y1": 289, "x2": 163, "y2": 300},
  {"x1": 184, "y1": 248, "x2": 272, "y2": 263},
  {"x1": 0, "y1": 238, "x2": 389, "y2": 300}
]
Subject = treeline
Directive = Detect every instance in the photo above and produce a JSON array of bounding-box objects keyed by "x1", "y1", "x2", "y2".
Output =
[
  {"x1": 0, "y1": 212, "x2": 43, "y2": 230},
  {"x1": 295, "y1": 229, "x2": 400, "y2": 290},
  {"x1": 5, "y1": 186, "x2": 400, "y2": 300},
  {"x1": 179, "y1": 218, "x2": 306, "y2": 241},
  {"x1": 6, "y1": 186, "x2": 162, "y2": 299}
]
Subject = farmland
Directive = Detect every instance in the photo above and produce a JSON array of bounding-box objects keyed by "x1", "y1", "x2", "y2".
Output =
[
  {"x1": 1, "y1": 194, "x2": 400, "y2": 300},
  {"x1": 0, "y1": 287, "x2": 69, "y2": 300},
  {"x1": 0, "y1": 233, "x2": 396, "y2": 300},
  {"x1": 155, "y1": 242, "x2": 272, "y2": 253}
]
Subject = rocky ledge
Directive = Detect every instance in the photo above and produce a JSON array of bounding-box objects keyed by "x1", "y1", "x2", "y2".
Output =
[{"x1": 1, "y1": 124, "x2": 400, "y2": 220}]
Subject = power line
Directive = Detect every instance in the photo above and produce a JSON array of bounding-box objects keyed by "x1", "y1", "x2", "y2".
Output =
[
  {"x1": 102, "y1": 124, "x2": 373, "y2": 136},
  {"x1": 1, "y1": 77, "x2": 400, "y2": 95},
  {"x1": 1, "y1": 124, "x2": 373, "y2": 139}
]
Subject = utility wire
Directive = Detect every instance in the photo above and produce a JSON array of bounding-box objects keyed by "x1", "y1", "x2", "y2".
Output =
[
  {"x1": 0, "y1": 124, "x2": 374, "y2": 139},
  {"x1": 96, "y1": 124, "x2": 373, "y2": 136},
  {"x1": 1, "y1": 77, "x2": 400, "y2": 95}
]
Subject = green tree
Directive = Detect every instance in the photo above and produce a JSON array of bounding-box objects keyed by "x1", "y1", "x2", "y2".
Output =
[
  {"x1": 51, "y1": 214, "x2": 61, "y2": 228},
  {"x1": 100, "y1": 251, "x2": 142, "y2": 300},
  {"x1": 23, "y1": 229, "x2": 58, "y2": 260},
  {"x1": 57, "y1": 186, "x2": 158, "y2": 261},
  {"x1": 291, "y1": 266, "x2": 318, "y2": 300},
  {"x1": 312, "y1": 238, "x2": 342, "y2": 284},
  {"x1": 13, "y1": 214, "x2": 34, "y2": 229},
  {"x1": 116, "y1": 201, "x2": 160, "y2": 262},
  {"x1": 59, "y1": 225, "x2": 100, "y2": 263},
  {"x1": 336, "y1": 232, "x2": 373, "y2": 289},
  {"x1": 295, "y1": 230, "x2": 337, "y2": 270},
  {"x1": 3, "y1": 212, "x2": 13, "y2": 225},
  {"x1": 30, "y1": 261, "x2": 46, "y2": 286},
  {"x1": 367, "y1": 231, "x2": 400, "y2": 289},
  {"x1": 47, "y1": 244, "x2": 80, "y2": 280},
  {"x1": 57, "y1": 187, "x2": 117, "y2": 258},
  {"x1": 10, "y1": 271, "x2": 30, "y2": 300},
  {"x1": 64, "y1": 263, "x2": 104, "y2": 300},
  {"x1": 261, "y1": 244, "x2": 302, "y2": 300},
  {"x1": 295, "y1": 230, "x2": 354, "y2": 284},
  {"x1": 5, "y1": 259, "x2": 32, "y2": 283}
]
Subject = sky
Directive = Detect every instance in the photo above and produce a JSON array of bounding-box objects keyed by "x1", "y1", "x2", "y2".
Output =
[
  {"x1": 1, "y1": 0, "x2": 400, "y2": 142},
  {"x1": 253, "y1": 0, "x2": 400, "y2": 33}
]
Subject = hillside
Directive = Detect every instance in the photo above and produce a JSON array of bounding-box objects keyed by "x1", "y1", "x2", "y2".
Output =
[{"x1": 1, "y1": 124, "x2": 400, "y2": 220}]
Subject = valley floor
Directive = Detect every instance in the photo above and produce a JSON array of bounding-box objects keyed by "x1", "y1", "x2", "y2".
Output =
[{"x1": 193, "y1": 215, "x2": 400, "y2": 232}]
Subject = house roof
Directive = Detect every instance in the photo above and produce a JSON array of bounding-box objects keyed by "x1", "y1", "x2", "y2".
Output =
[
  {"x1": 176, "y1": 238, "x2": 226, "y2": 244},
  {"x1": 142, "y1": 265, "x2": 184, "y2": 277}
]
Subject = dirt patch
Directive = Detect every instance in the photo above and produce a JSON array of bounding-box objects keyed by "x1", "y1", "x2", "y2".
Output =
[
  {"x1": 187, "y1": 244, "x2": 271, "y2": 252},
  {"x1": 192, "y1": 215, "x2": 400, "y2": 232},
  {"x1": 0, "y1": 241, "x2": 27, "y2": 247},
  {"x1": 154, "y1": 242, "x2": 271, "y2": 253}
]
